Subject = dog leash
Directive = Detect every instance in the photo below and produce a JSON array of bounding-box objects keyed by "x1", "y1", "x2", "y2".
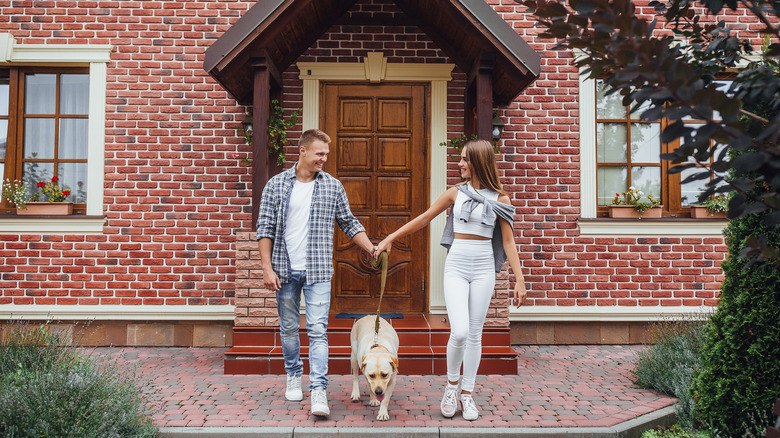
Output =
[{"x1": 370, "y1": 251, "x2": 388, "y2": 336}]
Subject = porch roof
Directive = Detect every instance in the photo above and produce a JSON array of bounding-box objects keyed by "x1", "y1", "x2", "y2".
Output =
[{"x1": 203, "y1": 0, "x2": 541, "y2": 105}]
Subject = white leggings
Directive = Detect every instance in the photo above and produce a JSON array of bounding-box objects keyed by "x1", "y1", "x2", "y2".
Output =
[{"x1": 442, "y1": 239, "x2": 495, "y2": 392}]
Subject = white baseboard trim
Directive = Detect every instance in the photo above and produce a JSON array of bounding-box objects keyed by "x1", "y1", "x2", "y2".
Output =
[
  {"x1": 0, "y1": 305, "x2": 235, "y2": 321},
  {"x1": 1, "y1": 304, "x2": 715, "y2": 323},
  {"x1": 509, "y1": 305, "x2": 715, "y2": 322}
]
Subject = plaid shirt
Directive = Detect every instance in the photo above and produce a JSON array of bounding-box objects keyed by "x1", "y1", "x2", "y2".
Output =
[{"x1": 256, "y1": 165, "x2": 366, "y2": 284}]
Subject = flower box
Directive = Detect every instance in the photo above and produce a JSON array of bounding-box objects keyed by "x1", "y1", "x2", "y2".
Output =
[
  {"x1": 16, "y1": 202, "x2": 74, "y2": 216},
  {"x1": 608, "y1": 205, "x2": 663, "y2": 219},
  {"x1": 690, "y1": 206, "x2": 727, "y2": 219}
]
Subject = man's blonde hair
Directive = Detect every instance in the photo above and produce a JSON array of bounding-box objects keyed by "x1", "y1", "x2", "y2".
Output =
[{"x1": 299, "y1": 129, "x2": 331, "y2": 148}]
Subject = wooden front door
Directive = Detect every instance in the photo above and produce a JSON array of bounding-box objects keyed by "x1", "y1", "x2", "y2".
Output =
[{"x1": 323, "y1": 83, "x2": 428, "y2": 313}]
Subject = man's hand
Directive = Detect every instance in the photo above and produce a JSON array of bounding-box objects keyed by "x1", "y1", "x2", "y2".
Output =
[
  {"x1": 352, "y1": 231, "x2": 375, "y2": 255},
  {"x1": 263, "y1": 267, "x2": 281, "y2": 292}
]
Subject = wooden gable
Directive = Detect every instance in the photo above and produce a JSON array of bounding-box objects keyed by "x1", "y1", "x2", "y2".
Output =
[{"x1": 203, "y1": 0, "x2": 540, "y2": 105}]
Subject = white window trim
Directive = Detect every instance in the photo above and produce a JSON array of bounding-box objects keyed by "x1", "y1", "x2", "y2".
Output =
[
  {"x1": 576, "y1": 59, "x2": 727, "y2": 236},
  {"x1": 510, "y1": 305, "x2": 714, "y2": 322},
  {"x1": 0, "y1": 304, "x2": 235, "y2": 320},
  {"x1": 0, "y1": 34, "x2": 110, "y2": 233}
]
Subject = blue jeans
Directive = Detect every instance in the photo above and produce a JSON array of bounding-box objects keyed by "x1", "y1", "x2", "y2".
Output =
[{"x1": 276, "y1": 270, "x2": 331, "y2": 391}]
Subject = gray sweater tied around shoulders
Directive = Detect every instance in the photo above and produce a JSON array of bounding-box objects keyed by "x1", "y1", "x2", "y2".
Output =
[{"x1": 440, "y1": 184, "x2": 515, "y2": 272}]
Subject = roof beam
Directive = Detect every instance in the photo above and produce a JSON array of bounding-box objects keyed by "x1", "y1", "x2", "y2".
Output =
[
  {"x1": 250, "y1": 51, "x2": 282, "y2": 89},
  {"x1": 473, "y1": 53, "x2": 495, "y2": 141},
  {"x1": 251, "y1": 63, "x2": 271, "y2": 229}
]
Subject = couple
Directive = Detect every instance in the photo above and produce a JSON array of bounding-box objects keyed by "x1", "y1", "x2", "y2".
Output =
[{"x1": 256, "y1": 129, "x2": 526, "y2": 419}]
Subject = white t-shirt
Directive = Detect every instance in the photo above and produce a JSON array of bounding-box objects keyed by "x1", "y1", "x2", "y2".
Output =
[{"x1": 285, "y1": 179, "x2": 315, "y2": 271}]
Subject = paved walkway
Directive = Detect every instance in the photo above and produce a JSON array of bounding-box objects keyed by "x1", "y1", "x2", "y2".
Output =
[{"x1": 99, "y1": 345, "x2": 676, "y2": 435}]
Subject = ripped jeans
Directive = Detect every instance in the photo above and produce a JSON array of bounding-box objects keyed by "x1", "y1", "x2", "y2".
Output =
[{"x1": 277, "y1": 270, "x2": 331, "y2": 391}]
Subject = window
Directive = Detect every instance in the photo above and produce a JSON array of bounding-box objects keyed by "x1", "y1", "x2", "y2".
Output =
[
  {"x1": 0, "y1": 34, "x2": 110, "y2": 231},
  {"x1": 595, "y1": 79, "x2": 664, "y2": 215},
  {"x1": 593, "y1": 79, "x2": 730, "y2": 217},
  {"x1": 1, "y1": 68, "x2": 90, "y2": 213}
]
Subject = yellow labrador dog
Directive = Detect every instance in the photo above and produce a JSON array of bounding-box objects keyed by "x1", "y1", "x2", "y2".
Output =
[{"x1": 350, "y1": 315, "x2": 400, "y2": 421}]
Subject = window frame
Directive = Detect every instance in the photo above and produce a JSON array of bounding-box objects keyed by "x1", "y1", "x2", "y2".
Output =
[
  {"x1": 0, "y1": 34, "x2": 110, "y2": 232},
  {"x1": 2, "y1": 66, "x2": 91, "y2": 214},
  {"x1": 593, "y1": 79, "x2": 672, "y2": 216},
  {"x1": 577, "y1": 73, "x2": 727, "y2": 236},
  {"x1": 592, "y1": 79, "x2": 725, "y2": 218}
]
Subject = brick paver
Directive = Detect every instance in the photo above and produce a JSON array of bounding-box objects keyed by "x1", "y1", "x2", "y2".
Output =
[{"x1": 97, "y1": 345, "x2": 676, "y2": 429}]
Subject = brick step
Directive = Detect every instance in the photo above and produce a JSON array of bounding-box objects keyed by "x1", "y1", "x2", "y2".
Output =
[
  {"x1": 225, "y1": 313, "x2": 517, "y2": 375},
  {"x1": 224, "y1": 345, "x2": 519, "y2": 375},
  {"x1": 232, "y1": 314, "x2": 511, "y2": 348},
  {"x1": 232, "y1": 328, "x2": 511, "y2": 347},
  {"x1": 225, "y1": 313, "x2": 519, "y2": 375}
]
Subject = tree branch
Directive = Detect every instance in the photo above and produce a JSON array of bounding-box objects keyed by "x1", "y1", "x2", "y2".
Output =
[{"x1": 740, "y1": 108, "x2": 770, "y2": 124}]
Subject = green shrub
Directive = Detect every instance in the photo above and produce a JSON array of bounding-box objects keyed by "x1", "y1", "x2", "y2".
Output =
[
  {"x1": 634, "y1": 317, "x2": 709, "y2": 428},
  {"x1": 642, "y1": 424, "x2": 711, "y2": 438},
  {"x1": 0, "y1": 323, "x2": 76, "y2": 376},
  {"x1": 690, "y1": 210, "x2": 780, "y2": 437},
  {"x1": 0, "y1": 322, "x2": 158, "y2": 438}
]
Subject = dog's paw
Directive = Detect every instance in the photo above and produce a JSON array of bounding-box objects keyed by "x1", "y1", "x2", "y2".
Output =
[
  {"x1": 376, "y1": 410, "x2": 389, "y2": 421},
  {"x1": 369, "y1": 398, "x2": 381, "y2": 407},
  {"x1": 350, "y1": 390, "x2": 360, "y2": 401}
]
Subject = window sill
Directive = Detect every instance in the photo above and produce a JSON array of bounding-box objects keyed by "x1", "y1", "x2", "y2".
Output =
[
  {"x1": 577, "y1": 217, "x2": 727, "y2": 236},
  {"x1": 0, "y1": 214, "x2": 106, "y2": 233}
]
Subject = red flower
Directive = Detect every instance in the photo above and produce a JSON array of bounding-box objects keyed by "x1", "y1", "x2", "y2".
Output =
[
  {"x1": 37, "y1": 182, "x2": 46, "y2": 188},
  {"x1": 51, "y1": 176, "x2": 59, "y2": 182},
  {"x1": 63, "y1": 190, "x2": 70, "y2": 196}
]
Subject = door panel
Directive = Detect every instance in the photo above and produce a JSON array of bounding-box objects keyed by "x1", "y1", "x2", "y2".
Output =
[
  {"x1": 338, "y1": 137, "x2": 371, "y2": 170},
  {"x1": 323, "y1": 83, "x2": 428, "y2": 313}
]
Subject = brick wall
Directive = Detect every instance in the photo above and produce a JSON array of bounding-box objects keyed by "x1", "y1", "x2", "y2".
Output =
[
  {"x1": 0, "y1": 0, "x2": 253, "y2": 308},
  {"x1": 1, "y1": 0, "x2": 765, "y2": 332}
]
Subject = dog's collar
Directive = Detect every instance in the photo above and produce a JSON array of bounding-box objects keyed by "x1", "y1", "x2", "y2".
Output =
[{"x1": 369, "y1": 343, "x2": 390, "y2": 352}]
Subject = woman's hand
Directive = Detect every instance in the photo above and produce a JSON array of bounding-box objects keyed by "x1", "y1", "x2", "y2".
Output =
[
  {"x1": 512, "y1": 280, "x2": 527, "y2": 307},
  {"x1": 374, "y1": 238, "x2": 392, "y2": 259}
]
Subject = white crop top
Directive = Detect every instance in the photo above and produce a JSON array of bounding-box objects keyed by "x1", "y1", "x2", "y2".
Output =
[{"x1": 451, "y1": 183, "x2": 500, "y2": 238}]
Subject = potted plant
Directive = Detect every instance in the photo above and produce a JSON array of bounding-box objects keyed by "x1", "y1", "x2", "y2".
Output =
[
  {"x1": 690, "y1": 193, "x2": 731, "y2": 219},
  {"x1": 2, "y1": 176, "x2": 73, "y2": 215},
  {"x1": 609, "y1": 186, "x2": 662, "y2": 218}
]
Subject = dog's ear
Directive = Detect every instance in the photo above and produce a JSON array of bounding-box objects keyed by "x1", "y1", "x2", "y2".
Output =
[
  {"x1": 360, "y1": 354, "x2": 367, "y2": 372},
  {"x1": 391, "y1": 355, "x2": 399, "y2": 373}
]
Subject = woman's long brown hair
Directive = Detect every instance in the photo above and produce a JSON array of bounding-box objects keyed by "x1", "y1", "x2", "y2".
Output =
[{"x1": 463, "y1": 139, "x2": 506, "y2": 196}]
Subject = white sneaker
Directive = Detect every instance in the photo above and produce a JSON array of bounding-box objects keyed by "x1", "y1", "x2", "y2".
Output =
[
  {"x1": 461, "y1": 393, "x2": 479, "y2": 420},
  {"x1": 285, "y1": 374, "x2": 303, "y2": 401},
  {"x1": 440, "y1": 384, "x2": 458, "y2": 418},
  {"x1": 310, "y1": 388, "x2": 330, "y2": 416}
]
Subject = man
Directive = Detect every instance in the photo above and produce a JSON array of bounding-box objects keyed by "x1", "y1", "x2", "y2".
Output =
[{"x1": 257, "y1": 129, "x2": 374, "y2": 417}]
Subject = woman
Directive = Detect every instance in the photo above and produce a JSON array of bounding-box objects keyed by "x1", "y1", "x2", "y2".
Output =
[{"x1": 374, "y1": 139, "x2": 526, "y2": 421}]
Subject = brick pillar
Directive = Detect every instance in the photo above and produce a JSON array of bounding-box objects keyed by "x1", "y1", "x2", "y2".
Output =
[
  {"x1": 486, "y1": 267, "x2": 512, "y2": 328},
  {"x1": 234, "y1": 232, "x2": 278, "y2": 327}
]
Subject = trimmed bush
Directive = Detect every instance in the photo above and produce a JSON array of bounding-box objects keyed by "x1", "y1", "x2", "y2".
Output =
[
  {"x1": 690, "y1": 210, "x2": 780, "y2": 437},
  {"x1": 0, "y1": 322, "x2": 158, "y2": 438},
  {"x1": 634, "y1": 317, "x2": 709, "y2": 428},
  {"x1": 642, "y1": 424, "x2": 711, "y2": 438}
]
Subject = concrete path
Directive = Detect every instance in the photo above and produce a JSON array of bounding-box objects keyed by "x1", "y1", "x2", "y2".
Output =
[{"x1": 99, "y1": 345, "x2": 677, "y2": 436}]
